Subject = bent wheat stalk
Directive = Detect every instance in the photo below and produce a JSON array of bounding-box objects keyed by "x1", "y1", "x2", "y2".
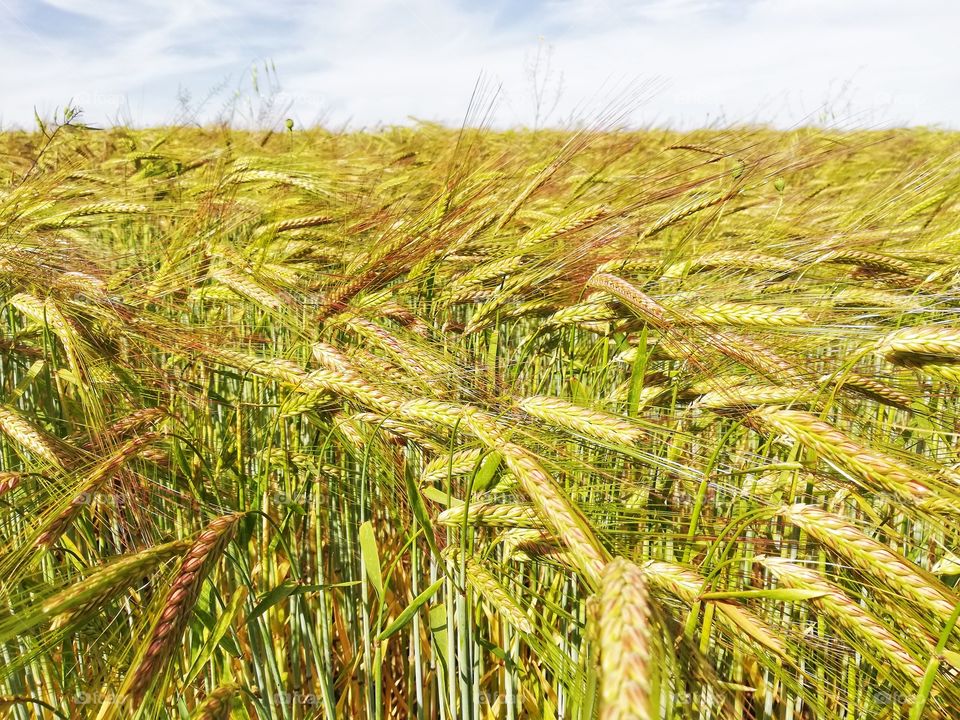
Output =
[
  {"x1": 642, "y1": 560, "x2": 788, "y2": 659},
  {"x1": 468, "y1": 410, "x2": 610, "y2": 587},
  {"x1": 36, "y1": 433, "x2": 160, "y2": 548},
  {"x1": 589, "y1": 273, "x2": 799, "y2": 379},
  {"x1": 0, "y1": 539, "x2": 191, "y2": 643}
]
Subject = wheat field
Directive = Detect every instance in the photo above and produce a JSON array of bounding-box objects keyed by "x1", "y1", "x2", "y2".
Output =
[{"x1": 1, "y1": 121, "x2": 959, "y2": 719}]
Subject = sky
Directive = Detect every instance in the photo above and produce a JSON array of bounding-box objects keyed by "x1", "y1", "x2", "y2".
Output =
[{"x1": 0, "y1": 0, "x2": 957, "y2": 130}]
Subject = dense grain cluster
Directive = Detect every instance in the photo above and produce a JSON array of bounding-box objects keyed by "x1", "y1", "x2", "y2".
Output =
[{"x1": 1, "y1": 122, "x2": 959, "y2": 718}]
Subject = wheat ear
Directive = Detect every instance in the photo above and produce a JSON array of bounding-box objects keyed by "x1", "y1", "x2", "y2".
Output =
[
  {"x1": 759, "y1": 555, "x2": 926, "y2": 680},
  {"x1": 0, "y1": 472, "x2": 22, "y2": 496},
  {"x1": 641, "y1": 560, "x2": 788, "y2": 658},
  {"x1": 36, "y1": 433, "x2": 159, "y2": 548},
  {"x1": 877, "y1": 325, "x2": 960, "y2": 360},
  {"x1": 446, "y1": 548, "x2": 533, "y2": 633},
  {"x1": 519, "y1": 395, "x2": 643, "y2": 445},
  {"x1": 0, "y1": 404, "x2": 75, "y2": 468},
  {"x1": 779, "y1": 504, "x2": 959, "y2": 620},
  {"x1": 687, "y1": 302, "x2": 813, "y2": 327},
  {"x1": 596, "y1": 558, "x2": 653, "y2": 720},
  {"x1": 815, "y1": 249, "x2": 912, "y2": 275},
  {"x1": 438, "y1": 503, "x2": 541, "y2": 528},
  {"x1": 191, "y1": 684, "x2": 238, "y2": 720},
  {"x1": 421, "y1": 448, "x2": 484, "y2": 486},
  {"x1": 751, "y1": 407, "x2": 958, "y2": 516},
  {"x1": 127, "y1": 513, "x2": 243, "y2": 704}
]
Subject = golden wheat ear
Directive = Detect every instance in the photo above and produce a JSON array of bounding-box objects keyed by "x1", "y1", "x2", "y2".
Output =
[
  {"x1": 190, "y1": 684, "x2": 239, "y2": 720},
  {"x1": 595, "y1": 558, "x2": 654, "y2": 720},
  {"x1": 122, "y1": 513, "x2": 244, "y2": 707}
]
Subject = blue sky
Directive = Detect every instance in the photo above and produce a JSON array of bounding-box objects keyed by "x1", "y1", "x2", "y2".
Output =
[{"x1": 0, "y1": 0, "x2": 957, "y2": 129}]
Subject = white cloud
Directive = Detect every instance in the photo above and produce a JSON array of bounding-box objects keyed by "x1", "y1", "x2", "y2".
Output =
[{"x1": 0, "y1": 0, "x2": 956, "y2": 129}]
